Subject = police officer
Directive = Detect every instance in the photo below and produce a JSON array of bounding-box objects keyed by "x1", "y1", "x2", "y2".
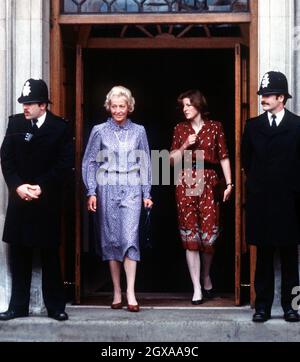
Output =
[
  {"x1": 0, "y1": 79, "x2": 73, "y2": 321},
  {"x1": 242, "y1": 71, "x2": 300, "y2": 322}
]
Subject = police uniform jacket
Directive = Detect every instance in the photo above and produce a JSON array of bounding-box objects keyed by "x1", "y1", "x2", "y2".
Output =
[
  {"x1": 241, "y1": 109, "x2": 300, "y2": 247},
  {"x1": 0, "y1": 111, "x2": 73, "y2": 247}
]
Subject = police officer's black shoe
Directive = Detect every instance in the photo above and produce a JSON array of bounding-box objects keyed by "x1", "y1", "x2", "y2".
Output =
[
  {"x1": 0, "y1": 310, "x2": 29, "y2": 321},
  {"x1": 252, "y1": 310, "x2": 271, "y2": 322},
  {"x1": 284, "y1": 309, "x2": 299, "y2": 322},
  {"x1": 47, "y1": 311, "x2": 68, "y2": 321}
]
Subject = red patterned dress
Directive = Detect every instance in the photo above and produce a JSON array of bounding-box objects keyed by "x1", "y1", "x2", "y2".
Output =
[{"x1": 171, "y1": 120, "x2": 229, "y2": 253}]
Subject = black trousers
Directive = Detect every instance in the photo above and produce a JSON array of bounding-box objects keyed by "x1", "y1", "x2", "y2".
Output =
[
  {"x1": 255, "y1": 245, "x2": 299, "y2": 313},
  {"x1": 8, "y1": 244, "x2": 65, "y2": 313}
]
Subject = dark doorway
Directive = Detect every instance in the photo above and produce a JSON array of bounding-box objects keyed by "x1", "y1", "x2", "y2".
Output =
[{"x1": 81, "y1": 49, "x2": 235, "y2": 302}]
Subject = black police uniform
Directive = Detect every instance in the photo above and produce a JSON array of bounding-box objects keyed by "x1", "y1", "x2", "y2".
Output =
[
  {"x1": 0, "y1": 79, "x2": 73, "y2": 321},
  {"x1": 242, "y1": 72, "x2": 300, "y2": 322}
]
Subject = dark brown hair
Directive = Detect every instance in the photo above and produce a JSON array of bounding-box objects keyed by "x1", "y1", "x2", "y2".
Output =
[{"x1": 177, "y1": 89, "x2": 209, "y2": 119}]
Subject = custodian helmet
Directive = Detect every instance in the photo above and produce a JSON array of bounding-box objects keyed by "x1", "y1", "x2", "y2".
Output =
[
  {"x1": 257, "y1": 71, "x2": 292, "y2": 98},
  {"x1": 18, "y1": 78, "x2": 52, "y2": 104}
]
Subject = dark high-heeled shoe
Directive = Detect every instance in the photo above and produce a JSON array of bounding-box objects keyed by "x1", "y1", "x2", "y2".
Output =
[
  {"x1": 191, "y1": 299, "x2": 203, "y2": 305},
  {"x1": 111, "y1": 302, "x2": 123, "y2": 309},
  {"x1": 202, "y1": 288, "x2": 215, "y2": 299},
  {"x1": 127, "y1": 304, "x2": 140, "y2": 312}
]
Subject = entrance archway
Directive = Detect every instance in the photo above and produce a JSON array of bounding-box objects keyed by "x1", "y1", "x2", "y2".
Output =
[{"x1": 50, "y1": 0, "x2": 258, "y2": 306}]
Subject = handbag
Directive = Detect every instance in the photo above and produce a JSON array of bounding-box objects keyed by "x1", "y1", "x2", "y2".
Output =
[{"x1": 139, "y1": 207, "x2": 152, "y2": 249}]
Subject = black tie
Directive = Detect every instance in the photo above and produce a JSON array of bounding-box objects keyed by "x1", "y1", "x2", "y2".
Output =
[
  {"x1": 271, "y1": 115, "x2": 277, "y2": 128},
  {"x1": 31, "y1": 118, "x2": 38, "y2": 133}
]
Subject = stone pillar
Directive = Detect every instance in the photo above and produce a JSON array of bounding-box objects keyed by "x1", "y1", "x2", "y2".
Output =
[
  {"x1": 258, "y1": 0, "x2": 294, "y2": 109},
  {"x1": 14, "y1": 0, "x2": 50, "y2": 114},
  {"x1": 258, "y1": 0, "x2": 299, "y2": 308},
  {"x1": 295, "y1": 1, "x2": 300, "y2": 115},
  {"x1": 0, "y1": 0, "x2": 50, "y2": 313},
  {"x1": 0, "y1": 0, "x2": 12, "y2": 312},
  {"x1": 294, "y1": 0, "x2": 300, "y2": 302}
]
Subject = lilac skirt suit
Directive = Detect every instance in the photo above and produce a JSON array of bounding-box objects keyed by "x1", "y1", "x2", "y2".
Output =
[{"x1": 82, "y1": 118, "x2": 152, "y2": 262}]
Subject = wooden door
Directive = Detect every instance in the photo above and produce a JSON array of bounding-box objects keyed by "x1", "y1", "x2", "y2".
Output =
[
  {"x1": 73, "y1": 42, "x2": 251, "y2": 306},
  {"x1": 235, "y1": 43, "x2": 250, "y2": 305},
  {"x1": 74, "y1": 44, "x2": 84, "y2": 304}
]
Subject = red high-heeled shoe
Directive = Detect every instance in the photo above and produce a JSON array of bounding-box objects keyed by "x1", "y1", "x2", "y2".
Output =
[
  {"x1": 111, "y1": 302, "x2": 123, "y2": 309},
  {"x1": 127, "y1": 304, "x2": 140, "y2": 312}
]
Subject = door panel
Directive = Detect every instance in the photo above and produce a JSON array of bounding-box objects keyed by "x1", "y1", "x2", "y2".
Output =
[
  {"x1": 235, "y1": 43, "x2": 250, "y2": 305},
  {"x1": 75, "y1": 44, "x2": 84, "y2": 304}
]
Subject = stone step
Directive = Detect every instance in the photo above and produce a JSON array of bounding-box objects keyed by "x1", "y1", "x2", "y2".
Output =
[{"x1": 0, "y1": 305, "x2": 299, "y2": 342}]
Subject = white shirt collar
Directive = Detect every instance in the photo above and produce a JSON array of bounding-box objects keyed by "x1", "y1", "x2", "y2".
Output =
[
  {"x1": 32, "y1": 111, "x2": 47, "y2": 128},
  {"x1": 268, "y1": 108, "x2": 285, "y2": 126}
]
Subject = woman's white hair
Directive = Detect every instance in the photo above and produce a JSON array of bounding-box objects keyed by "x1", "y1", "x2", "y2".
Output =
[{"x1": 104, "y1": 85, "x2": 135, "y2": 113}]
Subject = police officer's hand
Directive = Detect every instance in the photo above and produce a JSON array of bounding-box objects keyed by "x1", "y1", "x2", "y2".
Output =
[
  {"x1": 16, "y1": 184, "x2": 40, "y2": 201},
  {"x1": 87, "y1": 195, "x2": 97, "y2": 212},
  {"x1": 183, "y1": 134, "x2": 197, "y2": 149},
  {"x1": 29, "y1": 185, "x2": 42, "y2": 197}
]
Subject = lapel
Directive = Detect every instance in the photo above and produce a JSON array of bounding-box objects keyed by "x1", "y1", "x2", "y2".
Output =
[
  {"x1": 22, "y1": 116, "x2": 33, "y2": 133},
  {"x1": 33, "y1": 111, "x2": 54, "y2": 137},
  {"x1": 258, "y1": 109, "x2": 293, "y2": 138},
  {"x1": 257, "y1": 112, "x2": 271, "y2": 136}
]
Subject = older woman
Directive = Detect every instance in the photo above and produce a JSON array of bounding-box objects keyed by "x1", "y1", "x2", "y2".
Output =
[
  {"x1": 170, "y1": 89, "x2": 233, "y2": 304},
  {"x1": 82, "y1": 86, "x2": 153, "y2": 312}
]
